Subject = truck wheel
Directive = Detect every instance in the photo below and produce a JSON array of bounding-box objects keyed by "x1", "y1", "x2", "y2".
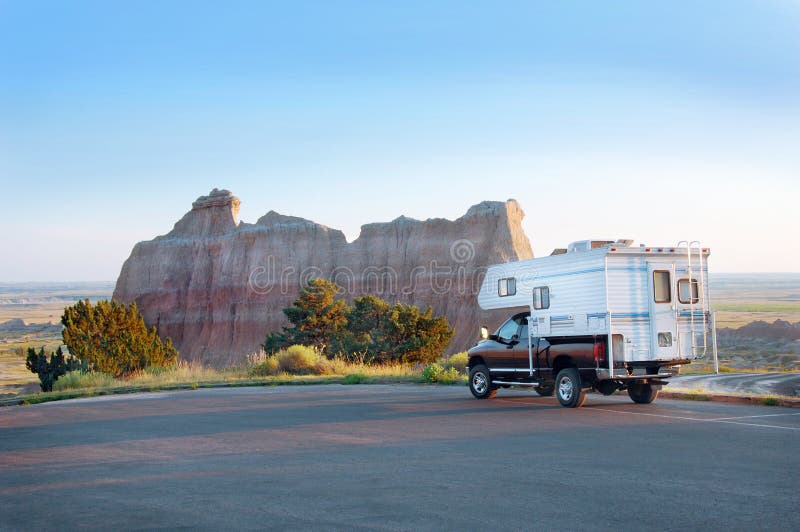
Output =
[
  {"x1": 628, "y1": 383, "x2": 659, "y2": 404},
  {"x1": 555, "y1": 368, "x2": 587, "y2": 408},
  {"x1": 534, "y1": 385, "x2": 554, "y2": 397},
  {"x1": 469, "y1": 365, "x2": 497, "y2": 399}
]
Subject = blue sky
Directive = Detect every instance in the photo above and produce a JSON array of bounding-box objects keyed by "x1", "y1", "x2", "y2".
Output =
[{"x1": 1, "y1": 0, "x2": 799, "y2": 281}]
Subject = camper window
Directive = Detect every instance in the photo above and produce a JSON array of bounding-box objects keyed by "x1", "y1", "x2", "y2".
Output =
[
  {"x1": 678, "y1": 278, "x2": 700, "y2": 304},
  {"x1": 653, "y1": 271, "x2": 671, "y2": 303},
  {"x1": 533, "y1": 286, "x2": 550, "y2": 310},
  {"x1": 498, "y1": 277, "x2": 516, "y2": 297}
]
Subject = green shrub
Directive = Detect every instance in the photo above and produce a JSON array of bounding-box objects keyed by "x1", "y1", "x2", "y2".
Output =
[
  {"x1": 442, "y1": 352, "x2": 468, "y2": 374},
  {"x1": 423, "y1": 363, "x2": 461, "y2": 383},
  {"x1": 61, "y1": 299, "x2": 178, "y2": 377},
  {"x1": 25, "y1": 346, "x2": 84, "y2": 392},
  {"x1": 762, "y1": 397, "x2": 780, "y2": 406},
  {"x1": 278, "y1": 345, "x2": 323, "y2": 375},
  {"x1": 377, "y1": 303, "x2": 454, "y2": 365},
  {"x1": 343, "y1": 373, "x2": 366, "y2": 384},
  {"x1": 423, "y1": 363, "x2": 444, "y2": 383},
  {"x1": 440, "y1": 367, "x2": 462, "y2": 383},
  {"x1": 249, "y1": 356, "x2": 280, "y2": 377}
]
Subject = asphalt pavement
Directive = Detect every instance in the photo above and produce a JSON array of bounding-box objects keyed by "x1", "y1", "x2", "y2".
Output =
[{"x1": 1, "y1": 385, "x2": 798, "y2": 531}]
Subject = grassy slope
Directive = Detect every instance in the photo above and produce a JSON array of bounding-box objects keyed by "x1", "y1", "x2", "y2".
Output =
[{"x1": 8, "y1": 362, "x2": 461, "y2": 406}]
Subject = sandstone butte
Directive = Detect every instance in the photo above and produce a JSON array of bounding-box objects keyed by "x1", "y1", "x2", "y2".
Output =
[{"x1": 113, "y1": 189, "x2": 534, "y2": 366}]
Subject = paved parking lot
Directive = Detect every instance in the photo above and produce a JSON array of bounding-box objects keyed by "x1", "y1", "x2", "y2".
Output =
[{"x1": 1, "y1": 385, "x2": 798, "y2": 530}]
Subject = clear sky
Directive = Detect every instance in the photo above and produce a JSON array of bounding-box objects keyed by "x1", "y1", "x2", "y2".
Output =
[{"x1": 1, "y1": 0, "x2": 798, "y2": 281}]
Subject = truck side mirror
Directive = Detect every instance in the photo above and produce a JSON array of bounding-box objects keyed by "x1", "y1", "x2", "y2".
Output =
[{"x1": 480, "y1": 326, "x2": 489, "y2": 339}]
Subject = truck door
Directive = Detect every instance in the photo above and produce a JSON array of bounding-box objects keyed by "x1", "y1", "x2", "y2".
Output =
[
  {"x1": 647, "y1": 264, "x2": 678, "y2": 359},
  {"x1": 491, "y1": 316, "x2": 524, "y2": 373},
  {"x1": 513, "y1": 319, "x2": 537, "y2": 374}
]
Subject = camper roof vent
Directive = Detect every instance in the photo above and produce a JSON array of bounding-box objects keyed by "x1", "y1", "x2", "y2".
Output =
[
  {"x1": 567, "y1": 240, "x2": 615, "y2": 253},
  {"x1": 614, "y1": 239, "x2": 633, "y2": 247}
]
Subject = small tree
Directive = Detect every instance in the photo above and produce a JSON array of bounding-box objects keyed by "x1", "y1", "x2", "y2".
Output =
[
  {"x1": 61, "y1": 299, "x2": 178, "y2": 377},
  {"x1": 264, "y1": 281, "x2": 454, "y2": 364},
  {"x1": 339, "y1": 295, "x2": 391, "y2": 360},
  {"x1": 264, "y1": 279, "x2": 348, "y2": 354},
  {"x1": 25, "y1": 346, "x2": 83, "y2": 392},
  {"x1": 379, "y1": 303, "x2": 454, "y2": 365}
]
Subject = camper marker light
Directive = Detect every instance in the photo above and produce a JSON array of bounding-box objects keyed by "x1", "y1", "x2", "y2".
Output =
[
  {"x1": 593, "y1": 341, "x2": 606, "y2": 364},
  {"x1": 610, "y1": 247, "x2": 617, "y2": 252}
]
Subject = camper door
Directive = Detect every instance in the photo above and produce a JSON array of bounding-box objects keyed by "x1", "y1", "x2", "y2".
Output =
[{"x1": 647, "y1": 263, "x2": 678, "y2": 359}]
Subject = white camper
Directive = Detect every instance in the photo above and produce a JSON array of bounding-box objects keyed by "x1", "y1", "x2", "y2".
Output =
[{"x1": 467, "y1": 239, "x2": 718, "y2": 407}]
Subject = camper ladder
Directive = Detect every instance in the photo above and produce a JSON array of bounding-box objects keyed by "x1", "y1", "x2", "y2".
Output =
[{"x1": 677, "y1": 241, "x2": 709, "y2": 357}]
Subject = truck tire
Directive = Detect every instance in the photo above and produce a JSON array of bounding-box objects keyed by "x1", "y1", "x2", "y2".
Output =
[
  {"x1": 469, "y1": 365, "x2": 497, "y2": 399},
  {"x1": 534, "y1": 385, "x2": 554, "y2": 397},
  {"x1": 628, "y1": 383, "x2": 659, "y2": 404},
  {"x1": 556, "y1": 368, "x2": 587, "y2": 408}
]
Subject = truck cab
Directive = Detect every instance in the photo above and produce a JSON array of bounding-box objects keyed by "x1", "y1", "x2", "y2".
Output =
[{"x1": 468, "y1": 312, "x2": 610, "y2": 406}]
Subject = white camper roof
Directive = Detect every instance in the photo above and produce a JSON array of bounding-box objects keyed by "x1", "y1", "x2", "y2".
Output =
[
  {"x1": 478, "y1": 239, "x2": 711, "y2": 311},
  {"x1": 557, "y1": 239, "x2": 710, "y2": 257}
]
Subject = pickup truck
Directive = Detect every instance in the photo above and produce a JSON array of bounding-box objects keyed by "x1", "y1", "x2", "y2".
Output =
[{"x1": 467, "y1": 312, "x2": 677, "y2": 407}]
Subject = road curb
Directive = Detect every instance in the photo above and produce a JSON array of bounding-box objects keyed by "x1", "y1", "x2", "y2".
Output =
[
  {"x1": 3, "y1": 382, "x2": 798, "y2": 408},
  {"x1": 661, "y1": 390, "x2": 800, "y2": 408}
]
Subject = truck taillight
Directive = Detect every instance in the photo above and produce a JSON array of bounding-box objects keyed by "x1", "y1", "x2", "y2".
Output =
[{"x1": 593, "y1": 341, "x2": 606, "y2": 365}]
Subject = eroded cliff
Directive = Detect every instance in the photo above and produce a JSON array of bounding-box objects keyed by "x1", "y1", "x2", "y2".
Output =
[{"x1": 114, "y1": 189, "x2": 533, "y2": 366}]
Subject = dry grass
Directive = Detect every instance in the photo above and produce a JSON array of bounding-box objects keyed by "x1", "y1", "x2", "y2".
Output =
[
  {"x1": 0, "y1": 303, "x2": 65, "y2": 324},
  {"x1": 53, "y1": 370, "x2": 117, "y2": 391},
  {"x1": 248, "y1": 346, "x2": 422, "y2": 379},
  {"x1": 0, "y1": 349, "x2": 40, "y2": 396},
  {"x1": 47, "y1": 349, "x2": 427, "y2": 396},
  {"x1": 53, "y1": 364, "x2": 220, "y2": 391}
]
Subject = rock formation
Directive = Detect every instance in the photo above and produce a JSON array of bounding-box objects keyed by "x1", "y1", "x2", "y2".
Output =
[{"x1": 114, "y1": 189, "x2": 534, "y2": 366}]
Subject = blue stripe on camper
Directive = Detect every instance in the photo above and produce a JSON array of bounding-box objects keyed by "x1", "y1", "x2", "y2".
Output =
[
  {"x1": 533, "y1": 312, "x2": 648, "y2": 321},
  {"x1": 519, "y1": 266, "x2": 648, "y2": 282},
  {"x1": 518, "y1": 267, "x2": 603, "y2": 281},
  {"x1": 541, "y1": 313, "x2": 649, "y2": 320},
  {"x1": 610, "y1": 312, "x2": 650, "y2": 318}
]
